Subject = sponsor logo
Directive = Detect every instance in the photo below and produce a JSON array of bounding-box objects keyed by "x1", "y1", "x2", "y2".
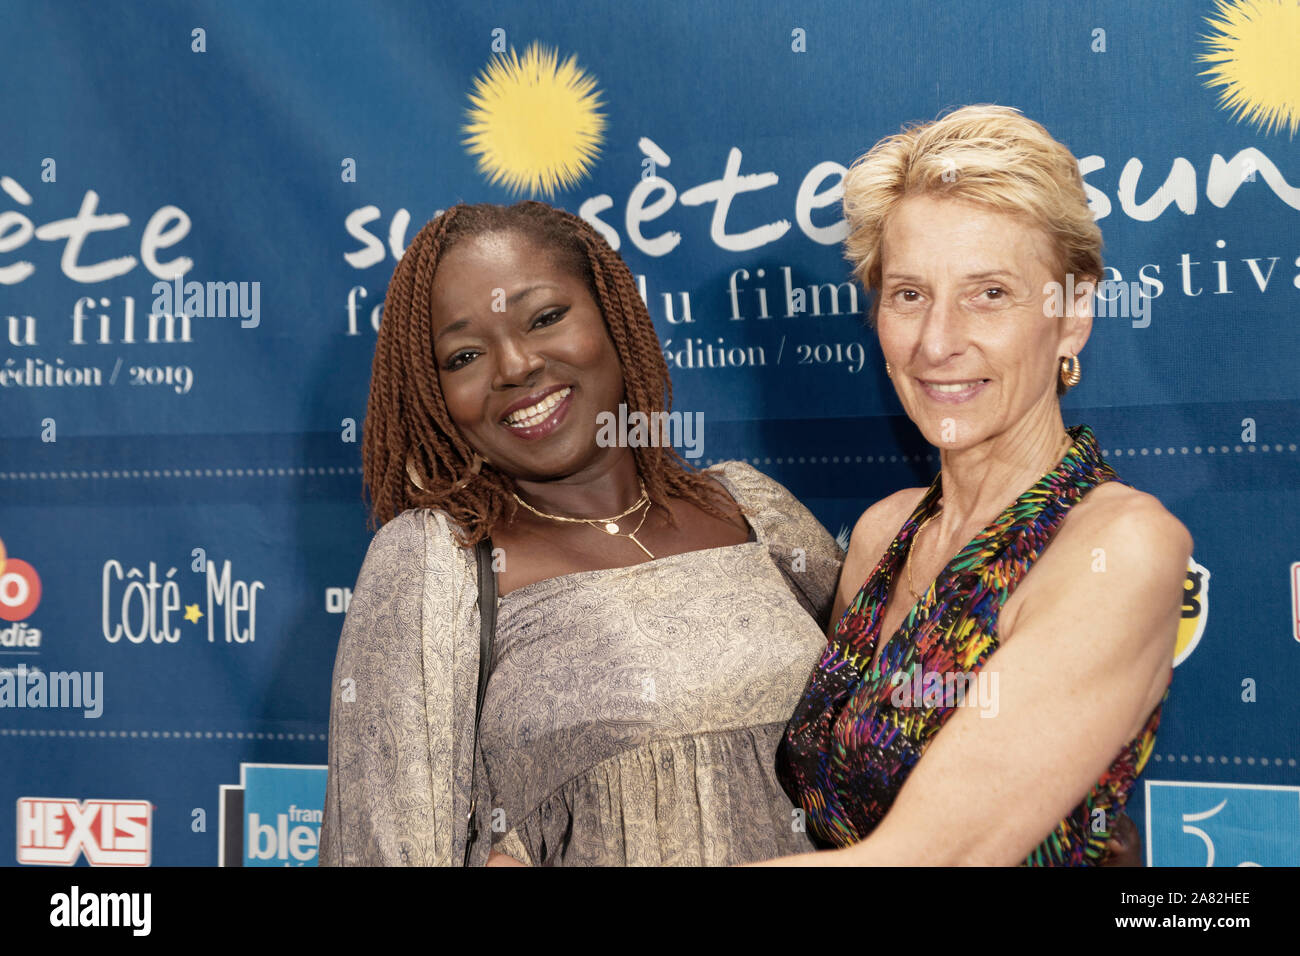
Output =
[
  {"x1": 219, "y1": 763, "x2": 327, "y2": 866},
  {"x1": 17, "y1": 797, "x2": 152, "y2": 866},
  {"x1": 1174, "y1": 558, "x2": 1210, "y2": 667},
  {"x1": 1145, "y1": 781, "x2": 1300, "y2": 866},
  {"x1": 0, "y1": 536, "x2": 42, "y2": 645},
  {"x1": 101, "y1": 556, "x2": 264, "y2": 644}
]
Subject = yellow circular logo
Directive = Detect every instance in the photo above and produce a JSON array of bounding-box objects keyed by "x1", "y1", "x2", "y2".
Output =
[{"x1": 1175, "y1": 558, "x2": 1210, "y2": 666}]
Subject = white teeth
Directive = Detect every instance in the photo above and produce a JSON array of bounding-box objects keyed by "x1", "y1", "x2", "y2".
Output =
[
  {"x1": 504, "y1": 387, "x2": 571, "y2": 427},
  {"x1": 928, "y1": 381, "x2": 983, "y2": 393}
]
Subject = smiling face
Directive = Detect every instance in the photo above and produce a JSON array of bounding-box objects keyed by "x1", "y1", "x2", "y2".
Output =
[
  {"x1": 430, "y1": 230, "x2": 626, "y2": 482},
  {"x1": 875, "y1": 194, "x2": 1091, "y2": 450}
]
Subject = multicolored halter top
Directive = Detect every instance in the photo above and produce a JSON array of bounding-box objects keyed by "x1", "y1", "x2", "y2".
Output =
[{"x1": 776, "y1": 425, "x2": 1167, "y2": 866}]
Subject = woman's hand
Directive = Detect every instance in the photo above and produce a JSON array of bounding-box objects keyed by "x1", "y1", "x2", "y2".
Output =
[{"x1": 485, "y1": 850, "x2": 528, "y2": 867}]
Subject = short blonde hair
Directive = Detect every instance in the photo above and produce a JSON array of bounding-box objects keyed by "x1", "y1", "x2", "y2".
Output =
[{"x1": 842, "y1": 104, "x2": 1103, "y2": 324}]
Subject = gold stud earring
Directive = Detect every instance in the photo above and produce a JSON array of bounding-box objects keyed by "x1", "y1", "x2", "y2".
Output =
[
  {"x1": 1060, "y1": 354, "x2": 1081, "y2": 390},
  {"x1": 885, "y1": 360, "x2": 893, "y2": 376}
]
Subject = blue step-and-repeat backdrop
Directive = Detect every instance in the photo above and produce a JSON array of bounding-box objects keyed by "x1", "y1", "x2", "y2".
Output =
[{"x1": 1, "y1": 0, "x2": 1297, "y2": 867}]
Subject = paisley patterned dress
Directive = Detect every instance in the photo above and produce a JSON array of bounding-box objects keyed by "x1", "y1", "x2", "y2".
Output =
[
  {"x1": 776, "y1": 425, "x2": 1167, "y2": 866},
  {"x1": 478, "y1": 461, "x2": 841, "y2": 865}
]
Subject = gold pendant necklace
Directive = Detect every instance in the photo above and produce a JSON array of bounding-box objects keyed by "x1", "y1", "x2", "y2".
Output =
[{"x1": 511, "y1": 479, "x2": 657, "y2": 559}]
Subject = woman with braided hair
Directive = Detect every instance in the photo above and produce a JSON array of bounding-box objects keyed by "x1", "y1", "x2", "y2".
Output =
[{"x1": 317, "y1": 200, "x2": 844, "y2": 866}]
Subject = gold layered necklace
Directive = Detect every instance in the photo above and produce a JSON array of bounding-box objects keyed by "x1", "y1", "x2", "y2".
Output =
[{"x1": 511, "y1": 479, "x2": 657, "y2": 559}]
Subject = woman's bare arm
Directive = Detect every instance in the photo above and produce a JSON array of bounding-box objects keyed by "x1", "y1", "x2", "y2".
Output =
[{"x1": 767, "y1": 490, "x2": 1191, "y2": 866}]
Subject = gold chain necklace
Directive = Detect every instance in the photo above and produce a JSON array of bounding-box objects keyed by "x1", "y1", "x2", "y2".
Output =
[
  {"x1": 905, "y1": 432, "x2": 1073, "y2": 602},
  {"x1": 904, "y1": 508, "x2": 942, "y2": 602},
  {"x1": 511, "y1": 479, "x2": 656, "y2": 558}
]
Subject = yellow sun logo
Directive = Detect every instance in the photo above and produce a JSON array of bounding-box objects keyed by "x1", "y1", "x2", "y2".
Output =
[
  {"x1": 462, "y1": 43, "x2": 606, "y2": 197},
  {"x1": 1197, "y1": 0, "x2": 1300, "y2": 137}
]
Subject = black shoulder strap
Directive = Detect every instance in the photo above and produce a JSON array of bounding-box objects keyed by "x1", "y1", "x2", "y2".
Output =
[
  {"x1": 474, "y1": 537, "x2": 497, "y2": 724},
  {"x1": 464, "y1": 536, "x2": 496, "y2": 865}
]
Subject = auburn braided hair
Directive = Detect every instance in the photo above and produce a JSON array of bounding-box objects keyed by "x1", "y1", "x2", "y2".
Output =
[{"x1": 362, "y1": 200, "x2": 734, "y2": 546}]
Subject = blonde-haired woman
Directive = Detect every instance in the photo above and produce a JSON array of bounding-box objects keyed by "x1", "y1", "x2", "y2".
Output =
[{"x1": 772, "y1": 105, "x2": 1192, "y2": 865}]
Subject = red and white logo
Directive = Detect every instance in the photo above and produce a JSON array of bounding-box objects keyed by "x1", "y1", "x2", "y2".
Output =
[
  {"x1": 0, "y1": 536, "x2": 42, "y2": 621},
  {"x1": 16, "y1": 798, "x2": 152, "y2": 866}
]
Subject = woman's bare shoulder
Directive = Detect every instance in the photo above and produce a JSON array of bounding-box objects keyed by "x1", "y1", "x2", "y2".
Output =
[
  {"x1": 850, "y1": 488, "x2": 928, "y2": 549},
  {"x1": 1058, "y1": 482, "x2": 1193, "y2": 570},
  {"x1": 1007, "y1": 481, "x2": 1193, "y2": 647},
  {"x1": 841, "y1": 487, "x2": 928, "y2": 579}
]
